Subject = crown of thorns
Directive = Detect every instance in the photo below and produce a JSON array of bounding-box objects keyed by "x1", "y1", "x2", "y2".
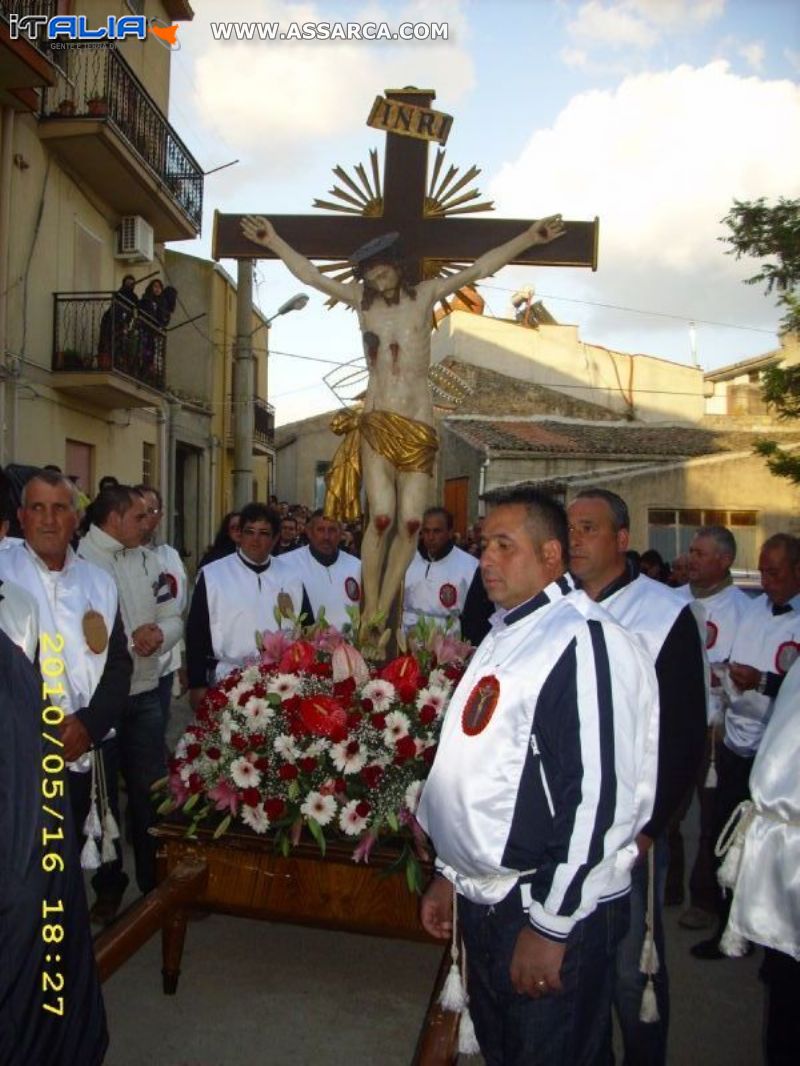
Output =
[{"x1": 349, "y1": 232, "x2": 402, "y2": 276}]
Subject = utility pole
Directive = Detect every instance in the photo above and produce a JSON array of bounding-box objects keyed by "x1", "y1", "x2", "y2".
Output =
[{"x1": 232, "y1": 258, "x2": 254, "y2": 510}]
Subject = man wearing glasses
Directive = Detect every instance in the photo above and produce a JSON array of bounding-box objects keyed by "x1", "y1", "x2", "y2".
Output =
[{"x1": 186, "y1": 503, "x2": 309, "y2": 709}]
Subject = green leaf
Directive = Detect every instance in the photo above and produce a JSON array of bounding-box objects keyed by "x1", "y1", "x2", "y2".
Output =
[
  {"x1": 386, "y1": 810, "x2": 399, "y2": 833},
  {"x1": 150, "y1": 775, "x2": 169, "y2": 793},
  {"x1": 306, "y1": 816, "x2": 326, "y2": 856},
  {"x1": 213, "y1": 814, "x2": 232, "y2": 839},
  {"x1": 156, "y1": 796, "x2": 177, "y2": 816},
  {"x1": 183, "y1": 793, "x2": 199, "y2": 813},
  {"x1": 279, "y1": 833, "x2": 290, "y2": 858}
]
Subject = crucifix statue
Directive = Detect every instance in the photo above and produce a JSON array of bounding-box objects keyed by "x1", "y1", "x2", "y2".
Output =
[{"x1": 214, "y1": 88, "x2": 598, "y2": 646}]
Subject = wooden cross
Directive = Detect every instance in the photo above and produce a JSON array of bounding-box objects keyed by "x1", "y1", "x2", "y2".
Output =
[{"x1": 213, "y1": 87, "x2": 598, "y2": 283}]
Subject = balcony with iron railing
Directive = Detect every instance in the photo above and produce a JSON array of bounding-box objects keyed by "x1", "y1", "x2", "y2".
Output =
[
  {"x1": 51, "y1": 291, "x2": 168, "y2": 408},
  {"x1": 39, "y1": 44, "x2": 202, "y2": 240},
  {"x1": 228, "y1": 396, "x2": 276, "y2": 455},
  {"x1": 0, "y1": 0, "x2": 61, "y2": 106}
]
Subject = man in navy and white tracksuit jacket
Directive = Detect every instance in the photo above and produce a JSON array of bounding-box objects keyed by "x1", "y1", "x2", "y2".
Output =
[{"x1": 419, "y1": 488, "x2": 659, "y2": 1066}]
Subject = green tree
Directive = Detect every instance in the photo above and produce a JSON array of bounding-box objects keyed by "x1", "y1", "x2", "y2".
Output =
[{"x1": 721, "y1": 197, "x2": 800, "y2": 484}]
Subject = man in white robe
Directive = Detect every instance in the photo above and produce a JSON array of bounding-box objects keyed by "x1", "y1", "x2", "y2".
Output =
[
  {"x1": 402, "y1": 507, "x2": 478, "y2": 635},
  {"x1": 281, "y1": 509, "x2": 361, "y2": 632}
]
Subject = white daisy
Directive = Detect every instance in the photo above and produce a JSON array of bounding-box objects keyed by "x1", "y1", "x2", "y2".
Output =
[
  {"x1": 330, "y1": 739, "x2": 367, "y2": 775},
  {"x1": 240, "y1": 802, "x2": 270, "y2": 834},
  {"x1": 382, "y1": 710, "x2": 411, "y2": 746},
  {"x1": 227, "y1": 681, "x2": 250, "y2": 705},
  {"x1": 415, "y1": 686, "x2": 448, "y2": 716},
  {"x1": 242, "y1": 697, "x2": 274, "y2": 732},
  {"x1": 300, "y1": 791, "x2": 337, "y2": 827},
  {"x1": 273, "y1": 734, "x2": 299, "y2": 762},
  {"x1": 267, "y1": 673, "x2": 302, "y2": 699},
  {"x1": 338, "y1": 799, "x2": 370, "y2": 837},
  {"x1": 179, "y1": 763, "x2": 195, "y2": 784},
  {"x1": 241, "y1": 666, "x2": 261, "y2": 685},
  {"x1": 362, "y1": 678, "x2": 396, "y2": 713},
  {"x1": 219, "y1": 710, "x2": 237, "y2": 744},
  {"x1": 305, "y1": 738, "x2": 330, "y2": 758},
  {"x1": 404, "y1": 780, "x2": 424, "y2": 814},
  {"x1": 427, "y1": 668, "x2": 449, "y2": 689},
  {"x1": 174, "y1": 736, "x2": 189, "y2": 759},
  {"x1": 230, "y1": 756, "x2": 261, "y2": 789}
]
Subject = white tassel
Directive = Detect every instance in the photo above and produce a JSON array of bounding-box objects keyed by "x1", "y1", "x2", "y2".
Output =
[
  {"x1": 458, "y1": 1007, "x2": 480, "y2": 1055},
  {"x1": 717, "y1": 839, "x2": 744, "y2": 892},
  {"x1": 83, "y1": 803, "x2": 102, "y2": 840},
  {"x1": 639, "y1": 931, "x2": 660, "y2": 975},
  {"x1": 80, "y1": 835, "x2": 101, "y2": 869},
  {"x1": 714, "y1": 800, "x2": 754, "y2": 897},
  {"x1": 439, "y1": 963, "x2": 468, "y2": 1012},
  {"x1": 704, "y1": 762, "x2": 717, "y2": 788},
  {"x1": 639, "y1": 978, "x2": 660, "y2": 1023},
  {"x1": 101, "y1": 832, "x2": 117, "y2": 864},
  {"x1": 720, "y1": 924, "x2": 749, "y2": 957},
  {"x1": 102, "y1": 809, "x2": 120, "y2": 841}
]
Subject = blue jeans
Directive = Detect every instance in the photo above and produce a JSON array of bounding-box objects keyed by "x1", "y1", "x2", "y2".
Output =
[
  {"x1": 459, "y1": 886, "x2": 630, "y2": 1066},
  {"x1": 118, "y1": 687, "x2": 167, "y2": 893},
  {"x1": 612, "y1": 835, "x2": 669, "y2": 1066}
]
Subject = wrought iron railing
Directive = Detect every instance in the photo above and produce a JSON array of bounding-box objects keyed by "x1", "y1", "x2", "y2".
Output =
[
  {"x1": 0, "y1": 0, "x2": 64, "y2": 69},
  {"x1": 53, "y1": 292, "x2": 166, "y2": 390},
  {"x1": 41, "y1": 46, "x2": 203, "y2": 230},
  {"x1": 254, "y1": 397, "x2": 276, "y2": 447}
]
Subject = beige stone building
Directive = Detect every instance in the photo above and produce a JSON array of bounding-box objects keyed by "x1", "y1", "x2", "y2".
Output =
[
  {"x1": 275, "y1": 308, "x2": 799, "y2": 566},
  {"x1": 1, "y1": 0, "x2": 199, "y2": 485}
]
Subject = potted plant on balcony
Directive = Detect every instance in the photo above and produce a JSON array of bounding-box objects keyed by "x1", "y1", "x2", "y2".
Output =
[
  {"x1": 87, "y1": 96, "x2": 108, "y2": 117},
  {"x1": 54, "y1": 98, "x2": 77, "y2": 117},
  {"x1": 55, "y1": 347, "x2": 82, "y2": 370}
]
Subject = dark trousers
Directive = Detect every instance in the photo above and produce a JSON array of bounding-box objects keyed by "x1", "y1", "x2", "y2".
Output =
[
  {"x1": 762, "y1": 948, "x2": 800, "y2": 1065},
  {"x1": 613, "y1": 835, "x2": 670, "y2": 1066},
  {"x1": 711, "y1": 744, "x2": 754, "y2": 928},
  {"x1": 67, "y1": 737, "x2": 128, "y2": 900},
  {"x1": 459, "y1": 888, "x2": 629, "y2": 1066},
  {"x1": 118, "y1": 687, "x2": 167, "y2": 893},
  {"x1": 665, "y1": 729, "x2": 720, "y2": 913}
]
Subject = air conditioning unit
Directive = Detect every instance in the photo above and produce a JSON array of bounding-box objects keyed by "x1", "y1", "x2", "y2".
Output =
[{"x1": 115, "y1": 216, "x2": 154, "y2": 263}]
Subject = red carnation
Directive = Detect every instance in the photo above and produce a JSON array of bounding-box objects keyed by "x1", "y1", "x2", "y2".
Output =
[
  {"x1": 297, "y1": 695, "x2": 348, "y2": 738},
  {"x1": 334, "y1": 778, "x2": 347, "y2": 794},
  {"x1": 186, "y1": 742, "x2": 202, "y2": 760},
  {"x1": 395, "y1": 735, "x2": 417, "y2": 762},
  {"x1": 361, "y1": 698, "x2": 373, "y2": 713},
  {"x1": 422, "y1": 745, "x2": 437, "y2": 765},
  {"x1": 265, "y1": 798, "x2": 285, "y2": 820},
  {"x1": 419, "y1": 705, "x2": 437, "y2": 726},
  {"x1": 168, "y1": 755, "x2": 181, "y2": 773},
  {"x1": 278, "y1": 640, "x2": 316, "y2": 674},
  {"x1": 299, "y1": 756, "x2": 317, "y2": 773},
  {"x1": 249, "y1": 733, "x2": 266, "y2": 748},
  {"x1": 188, "y1": 772, "x2": 203, "y2": 794},
  {"x1": 346, "y1": 711, "x2": 363, "y2": 730},
  {"x1": 279, "y1": 763, "x2": 299, "y2": 780},
  {"x1": 356, "y1": 800, "x2": 370, "y2": 819},
  {"x1": 371, "y1": 713, "x2": 387, "y2": 730},
  {"x1": 242, "y1": 787, "x2": 261, "y2": 807},
  {"x1": 206, "y1": 689, "x2": 228, "y2": 710},
  {"x1": 252, "y1": 683, "x2": 266, "y2": 698},
  {"x1": 361, "y1": 764, "x2": 384, "y2": 789},
  {"x1": 230, "y1": 734, "x2": 248, "y2": 751},
  {"x1": 380, "y1": 655, "x2": 423, "y2": 703},
  {"x1": 308, "y1": 660, "x2": 332, "y2": 678},
  {"x1": 206, "y1": 746, "x2": 221, "y2": 761},
  {"x1": 333, "y1": 678, "x2": 356, "y2": 702},
  {"x1": 253, "y1": 756, "x2": 269, "y2": 771}
]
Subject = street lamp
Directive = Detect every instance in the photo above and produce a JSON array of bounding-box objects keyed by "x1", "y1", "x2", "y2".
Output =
[{"x1": 232, "y1": 269, "x2": 309, "y2": 509}]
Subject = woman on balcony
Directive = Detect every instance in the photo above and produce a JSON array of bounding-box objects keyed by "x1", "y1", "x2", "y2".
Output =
[{"x1": 138, "y1": 279, "x2": 177, "y2": 385}]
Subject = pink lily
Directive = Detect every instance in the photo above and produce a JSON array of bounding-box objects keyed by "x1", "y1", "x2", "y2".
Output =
[
  {"x1": 332, "y1": 641, "x2": 370, "y2": 686},
  {"x1": 352, "y1": 830, "x2": 379, "y2": 864},
  {"x1": 169, "y1": 772, "x2": 189, "y2": 805},
  {"x1": 431, "y1": 630, "x2": 472, "y2": 666},
  {"x1": 259, "y1": 629, "x2": 292, "y2": 666},
  {"x1": 208, "y1": 778, "x2": 240, "y2": 816}
]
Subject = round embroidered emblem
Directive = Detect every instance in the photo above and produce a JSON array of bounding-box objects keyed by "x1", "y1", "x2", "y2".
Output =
[
  {"x1": 462, "y1": 675, "x2": 500, "y2": 736},
  {"x1": 439, "y1": 582, "x2": 457, "y2": 609},
  {"x1": 775, "y1": 640, "x2": 800, "y2": 675},
  {"x1": 345, "y1": 576, "x2": 360, "y2": 602},
  {"x1": 165, "y1": 573, "x2": 178, "y2": 600},
  {"x1": 705, "y1": 620, "x2": 718, "y2": 651}
]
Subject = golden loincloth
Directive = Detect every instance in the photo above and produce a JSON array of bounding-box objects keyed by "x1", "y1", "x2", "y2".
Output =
[{"x1": 323, "y1": 409, "x2": 438, "y2": 523}]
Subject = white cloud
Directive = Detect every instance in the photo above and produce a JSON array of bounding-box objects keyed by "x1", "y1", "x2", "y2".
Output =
[
  {"x1": 626, "y1": 0, "x2": 725, "y2": 30},
  {"x1": 738, "y1": 40, "x2": 765, "y2": 71},
  {"x1": 567, "y1": 1, "x2": 657, "y2": 49},
  {"x1": 489, "y1": 62, "x2": 800, "y2": 354},
  {"x1": 185, "y1": 0, "x2": 474, "y2": 173},
  {"x1": 560, "y1": 46, "x2": 589, "y2": 68}
]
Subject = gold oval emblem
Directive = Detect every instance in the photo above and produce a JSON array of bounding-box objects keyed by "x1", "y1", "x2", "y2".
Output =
[
  {"x1": 83, "y1": 609, "x2": 108, "y2": 654},
  {"x1": 277, "y1": 592, "x2": 294, "y2": 618}
]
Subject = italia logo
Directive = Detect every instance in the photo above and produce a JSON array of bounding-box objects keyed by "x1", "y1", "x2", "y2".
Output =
[
  {"x1": 439, "y1": 582, "x2": 457, "y2": 609},
  {"x1": 462, "y1": 675, "x2": 500, "y2": 737},
  {"x1": 345, "y1": 576, "x2": 360, "y2": 602}
]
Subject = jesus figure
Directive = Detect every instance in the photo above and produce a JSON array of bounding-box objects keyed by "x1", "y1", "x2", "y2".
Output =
[{"x1": 241, "y1": 214, "x2": 565, "y2": 641}]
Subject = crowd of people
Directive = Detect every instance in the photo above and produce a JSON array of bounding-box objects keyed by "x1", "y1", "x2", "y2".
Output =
[{"x1": 0, "y1": 465, "x2": 797, "y2": 1065}]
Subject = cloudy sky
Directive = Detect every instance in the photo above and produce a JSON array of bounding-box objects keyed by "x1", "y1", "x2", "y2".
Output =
[{"x1": 164, "y1": 0, "x2": 800, "y2": 425}]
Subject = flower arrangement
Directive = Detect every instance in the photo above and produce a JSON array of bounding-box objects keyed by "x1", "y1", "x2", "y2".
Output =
[{"x1": 161, "y1": 616, "x2": 471, "y2": 891}]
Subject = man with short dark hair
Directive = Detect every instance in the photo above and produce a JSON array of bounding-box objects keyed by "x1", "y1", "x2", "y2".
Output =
[
  {"x1": 281, "y1": 509, "x2": 361, "y2": 631},
  {"x1": 567, "y1": 488, "x2": 706, "y2": 1066},
  {"x1": 273, "y1": 514, "x2": 300, "y2": 555},
  {"x1": 79, "y1": 483, "x2": 181, "y2": 899},
  {"x1": 692, "y1": 531, "x2": 800, "y2": 960},
  {"x1": 402, "y1": 506, "x2": 478, "y2": 635},
  {"x1": 419, "y1": 486, "x2": 659, "y2": 1066},
  {"x1": 186, "y1": 503, "x2": 308, "y2": 708},
  {"x1": 672, "y1": 525, "x2": 751, "y2": 930},
  {"x1": 0, "y1": 470, "x2": 133, "y2": 922}
]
